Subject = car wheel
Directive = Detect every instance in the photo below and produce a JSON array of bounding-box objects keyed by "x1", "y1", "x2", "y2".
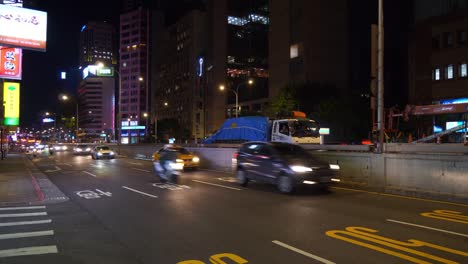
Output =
[
  {"x1": 277, "y1": 175, "x2": 295, "y2": 194},
  {"x1": 236, "y1": 169, "x2": 248, "y2": 187}
]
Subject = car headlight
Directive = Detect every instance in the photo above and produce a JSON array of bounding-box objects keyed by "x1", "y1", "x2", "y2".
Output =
[
  {"x1": 76, "y1": 148, "x2": 82, "y2": 152},
  {"x1": 329, "y1": 164, "x2": 340, "y2": 170},
  {"x1": 176, "y1": 159, "x2": 184, "y2": 163},
  {"x1": 54, "y1": 146, "x2": 60, "y2": 150},
  {"x1": 192, "y1": 156, "x2": 200, "y2": 163},
  {"x1": 86, "y1": 148, "x2": 91, "y2": 151},
  {"x1": 290, "y1": 165, "x2": 313, "y2": 173},
  {"x1": 97, "y1": 152, "x2": 103, "y2": 156},
  {"x1": 109, "y1": 151, "x2": 115, "y2": 155},
  {"x1": 62, "y1": 146, "x2": 68, "y2": 150}
]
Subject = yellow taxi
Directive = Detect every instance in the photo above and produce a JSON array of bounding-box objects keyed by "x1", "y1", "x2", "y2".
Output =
[{"x1": 152, "y1": 145, "x2": 200, "y2": 169}]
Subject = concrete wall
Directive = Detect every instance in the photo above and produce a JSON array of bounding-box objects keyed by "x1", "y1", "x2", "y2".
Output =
[{"x1": 116, "y1": 144, "x2": 468, "y2": 203}]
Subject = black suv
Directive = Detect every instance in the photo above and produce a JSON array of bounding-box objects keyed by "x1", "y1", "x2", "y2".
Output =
[{"x1": 235, "y1": 142, "x2": 340, "y2": 193}]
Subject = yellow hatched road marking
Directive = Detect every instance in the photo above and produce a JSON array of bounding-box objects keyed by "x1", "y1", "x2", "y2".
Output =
[
  {"x1": 326, "y1": 226, "x2": 467, "y2": 264},
  {"x1": 421, "y1": 210, "x2": 468, "y2": 224}
]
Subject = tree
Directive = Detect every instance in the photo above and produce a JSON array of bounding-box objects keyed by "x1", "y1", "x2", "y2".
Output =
[{"x1": 264, "y1": 85, "x2": 298, "y2": 118}]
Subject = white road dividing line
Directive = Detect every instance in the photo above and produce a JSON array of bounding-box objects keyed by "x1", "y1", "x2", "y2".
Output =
[
  {"x1": 0, "y1": 212, "x2": 47, "y2": 218},
  {"x1": 83, "y1": 171, "x2": 97, "y2": 177},
  {"x1": 131, "y1": 168, "x2": 151, "y2": 173},
  {"x1": 272, "y1": 240, "x2": 336, "y2": 264},
  {"x1": 63, "y1": 163, "x2": 73, "y2": 167},
  {"x1": 129, "y1": 162, "x2": 143, "y2": 166},
  {"x1": 0, "y1": 230, "x2": 54, "y2": 240},
  {"x1": 0, "y1": 219, "x2": 52, "y2": 227},
  {"x1": 0, "y1": 206, "x2": 46, "y2": 211},
  {"x1": 386, "y1": 219, "x2": 468, "y2": 238},
  {"x1": 192, "y1": 180, "x2": 242, "y2": 191},
  {"x1": 0, "y1": 245, "x2": 58, "y2": 258},
  {"x1": 122, "y1": 186, "x2": 158, "y2": 198}
]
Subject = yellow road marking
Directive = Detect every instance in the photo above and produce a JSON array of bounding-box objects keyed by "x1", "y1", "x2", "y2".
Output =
[
  {"x1": 331, "y1": 187, "x2": 468, "y2": 207},
  {"x1": 326, "y1": 226, "x2": 467, "y2": 264},
  {"x1": 177, "y1": 261, "x2": 204, "y2": 264},
  {"x1": 421, "y1": 210, "x2": 468, "y2": 224}
]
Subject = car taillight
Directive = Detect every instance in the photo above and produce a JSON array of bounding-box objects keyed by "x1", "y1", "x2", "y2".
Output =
[{"x1": 232, "y1": 152, "x2": 239, "y2": 159}]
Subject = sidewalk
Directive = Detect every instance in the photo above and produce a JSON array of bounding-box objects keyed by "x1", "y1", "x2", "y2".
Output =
[{"x1": 0, "y1": 153, "x2": 68, "y2": 206}]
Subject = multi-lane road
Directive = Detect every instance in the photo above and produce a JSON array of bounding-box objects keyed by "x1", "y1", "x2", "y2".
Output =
[{"x1": 2, "y1": 151, "x2": 467, "y2": 263}]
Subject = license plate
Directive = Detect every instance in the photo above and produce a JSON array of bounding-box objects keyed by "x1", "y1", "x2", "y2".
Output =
[{"x1": 320, "y1": 176, "x2": 331, "y2": 182}]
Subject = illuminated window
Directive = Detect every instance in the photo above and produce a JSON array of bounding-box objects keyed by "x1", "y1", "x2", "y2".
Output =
[
  {"x1": 290, "y1": 44, "x2": 299, "y2": 59},
  {"x1": 445, "y1": 64, "x2": 454, "y2": 79},
  {"x1": 460, "y1": 63, "x2": 467, "y2": 77},
  {"x1": 434, "y1": 67, "x2": 440, "y2": 81}
]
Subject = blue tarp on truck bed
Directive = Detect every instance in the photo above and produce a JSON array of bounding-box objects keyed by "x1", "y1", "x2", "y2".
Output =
[{"x1": 203, "y1": 116, "x2": 269, "y2": 143}]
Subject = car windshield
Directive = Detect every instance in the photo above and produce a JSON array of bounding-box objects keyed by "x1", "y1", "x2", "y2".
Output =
[
  {"x1": 167, "y1": 147, "x2": 190, "y2": 154},
  {"x1": 290, "y1": 120, "x2": 320, "y2": 137},
  {"x1": 272, "y1": 144, "x2": 311, "y2": 159},
  {"x1": 97, "y1": 146, "x2": 110, "y2": 150}
]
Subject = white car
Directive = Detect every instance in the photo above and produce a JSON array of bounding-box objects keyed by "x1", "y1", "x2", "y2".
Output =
[
  {"x1": 91, "y1": 146, "x2": 115, "y2": 160},
  {"x1": 73, "y1": 144, "x2": 92, "y2": 155}
]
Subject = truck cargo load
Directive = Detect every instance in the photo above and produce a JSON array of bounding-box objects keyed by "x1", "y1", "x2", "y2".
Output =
[{"x1": 203, "y1": 116, "x2": 269, "y2": 144}]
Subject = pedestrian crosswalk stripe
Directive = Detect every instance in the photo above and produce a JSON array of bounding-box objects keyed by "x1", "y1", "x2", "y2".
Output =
[
  {"x1": 0, "y1": 212, "x2": 47, "y2": 218},
  {"x1": 0, "y1": 206, "x2": 46, "y2": 211},
  {"x1": 0, "y1": 230, "x2": 54, "y2": 240},
  {"x1": 0, "y1": 245, "x2": 58, "y2": 258},
  {"x1": 0, "y1": 219, "x2": 52, "y2": 227}
]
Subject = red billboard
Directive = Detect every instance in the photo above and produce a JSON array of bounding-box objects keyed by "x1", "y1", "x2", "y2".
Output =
[{"x1": 0, "y1": 46, "x2": 22, "y2": 80}]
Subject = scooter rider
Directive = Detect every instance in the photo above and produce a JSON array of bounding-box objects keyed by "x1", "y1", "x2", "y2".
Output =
[{"x1": 159, "y1": 149, "x2": 178, "y2": 180}]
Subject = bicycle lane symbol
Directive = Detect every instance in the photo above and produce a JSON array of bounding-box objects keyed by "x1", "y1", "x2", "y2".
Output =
[{"x1": 326, "y1": 226, "x2": 468, "y2": 264}]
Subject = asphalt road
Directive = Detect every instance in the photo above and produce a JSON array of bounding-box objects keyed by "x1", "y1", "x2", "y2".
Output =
[{"x1": 2, "y1": 151, "x2": 467, "y2": 264}]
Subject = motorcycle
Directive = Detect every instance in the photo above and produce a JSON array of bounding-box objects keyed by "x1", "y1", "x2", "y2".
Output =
[{"x1": 153, "y1": 160, "x2": 184, "y2": 183}]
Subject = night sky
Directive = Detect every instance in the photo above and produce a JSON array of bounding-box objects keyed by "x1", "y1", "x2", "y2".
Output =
[{"x1": 18, "y1": 0, "x2": 412, "y2": 127}]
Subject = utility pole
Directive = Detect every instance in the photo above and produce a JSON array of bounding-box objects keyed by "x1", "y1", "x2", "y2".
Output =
[{"x1": 377, "y1": 0, "x2": 385, "y2": 153}]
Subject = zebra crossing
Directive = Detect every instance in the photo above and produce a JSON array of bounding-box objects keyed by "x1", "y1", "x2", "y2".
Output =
[{"x1": 0, "y1": 205, "x2": 58, "y2": 258}]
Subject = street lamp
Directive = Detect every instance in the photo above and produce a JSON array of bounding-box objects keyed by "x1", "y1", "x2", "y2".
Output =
[
  {"x1": 219, "y1": 79, "x2": 254, "y2": 118},
  {"x1": 60, "y1": 94, "x2": 79, "y2": 142}
]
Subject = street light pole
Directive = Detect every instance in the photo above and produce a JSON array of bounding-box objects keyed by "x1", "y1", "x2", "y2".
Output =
[
  {"x1": 219, "y1": 79, "x2": 253, "y2": 119},
  {"x1": 377, "y1": 0, "x2": 385, "y2": 153},
  {"x1": 75, "y1": 103, "x2": 79, "y2": 142}
]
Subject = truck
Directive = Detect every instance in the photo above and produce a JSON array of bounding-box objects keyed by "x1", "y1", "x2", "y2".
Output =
[{"x1": 203, "y1": 111, "x2": 321, "y2": 144}]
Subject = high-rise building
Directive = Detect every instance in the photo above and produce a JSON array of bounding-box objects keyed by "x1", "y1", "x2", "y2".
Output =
[
  {"x1": 268, "y1": 0, "x2": 349, "y2": 99},
  {"x1": 77, "y1": 74, "x2": 115, "y2": 141},
  {"x1": 154, "y1": 9, "x2": 207, "y2": 141},
  {"x1": 79, "y1": 21, "x2": 117, "y2": 66},
  {"x1": 409, "y1": 3, "x2": 468, "y2": 104},
  {"x1": 202, "y1": 0, "x2": 270, "y2": 136},
  {"x1": 119, "y1": 7, "x2": 150, "y2": 144}
]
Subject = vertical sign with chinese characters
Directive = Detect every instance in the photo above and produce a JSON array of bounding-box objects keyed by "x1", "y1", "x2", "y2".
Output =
[
  {"x1": 0, "y1": 46, "x2": 22, "y2": 80},
  {"x1": 3, "y1": 82, "x2": 20, "y2": 126}
]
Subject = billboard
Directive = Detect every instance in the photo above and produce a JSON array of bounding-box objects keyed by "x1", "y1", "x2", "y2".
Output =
[
  {"x1": 82, "y1": 65, "x2": 114, "y2": 78},
  {"x1": 3, "y1": 82, "x2": 20, "y2": 126},
  {"x1": 0, "y1": 5, "x2": 47, "y2": 51},
  {"x1": 0, "y1": 46, "x2": 22, "y2": 79}
]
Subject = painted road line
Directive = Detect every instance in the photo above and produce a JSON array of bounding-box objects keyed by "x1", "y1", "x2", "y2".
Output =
[
  {"x1": 83, "y1": 171, "x2": 97, "y2": 178},
  {"x1": 129, "y1": 162, "x2": 143, "y2": 166},
  {"x1": 0, "y1": 219, "x2": 52, "y2": 227},
  {"x1": 331, "y1": 186, "x2": 468, "y2": 207},
  {"x1": 387, "y1": 219, "x2": 468, "y2": 238},
  {"x1": 0, "y1": 230, "x2": 54, "y2": 240},
  {"x1": 0, "y1": 206, "x2": 46, "y2": 211},
  {"x1": 192, "y1": 180, "x2": 242, "y2": 191},
  {"x1": 0, "y1": 245, "x2": 58, "y2": 258},
  {"x1": 132, "y1": 168, "x2": 151, "y2": 173},
  {"x1": 122, "y1": 186, "x2": 158, "y2": 198},
  {"x1": 0, "y1": 212, "x2": 47, "y2": 218},
  {"x1": 272, "y1": 240, "x2": 335, "y2": 264}
]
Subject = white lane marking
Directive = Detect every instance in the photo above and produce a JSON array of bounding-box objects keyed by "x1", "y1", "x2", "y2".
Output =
[
  {"x1": 192, "y1": 180, "x2": 241, "y2": 191},
  {"x1": 122, "y1": 186, "x2": 158, "y2": 198},
  {"x1": 83, "y1": 171, "x2": 97, "y2": 177},
  {"x1": 387, "y1": 219, "x2": 468, "y2": 238},
  {"x1": 0, "y1": 219, "x2": 52, "y2": 227},
  {"x1": 63, "y1": 163, "x2": 73, "y2": 167},
  {"x1": 217, "y1": 177, "x2": 237, "y2": 183},
  {"x1": 272, "y1": 240, "x2": 336, "y2": 264},
  {"x1": 0, "y1": 230, "x2": 54, "y2": 240},
  {"x1": 0, "y1": 245, "x2": 58, "y2": 258},
  {"x1": 0, "y1": 206, "x2": 46, "y2": 211},
  {"x1": 132, "y1": 168, "x2": 151, "y2": 173},
  {"x1": 129, "y1": 162, "x2": 143, "y2": 166},
  {"x1": 0, "y1": 212, "x2": 47, "y2": 218},
  {"x1": 44, "y1": 166, "x2": 61, "y2": 173}
]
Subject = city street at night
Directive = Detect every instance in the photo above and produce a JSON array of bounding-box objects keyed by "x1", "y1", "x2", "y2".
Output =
[{"x1": 1, "y1": 152, "x2": 465, "y2": 264}]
